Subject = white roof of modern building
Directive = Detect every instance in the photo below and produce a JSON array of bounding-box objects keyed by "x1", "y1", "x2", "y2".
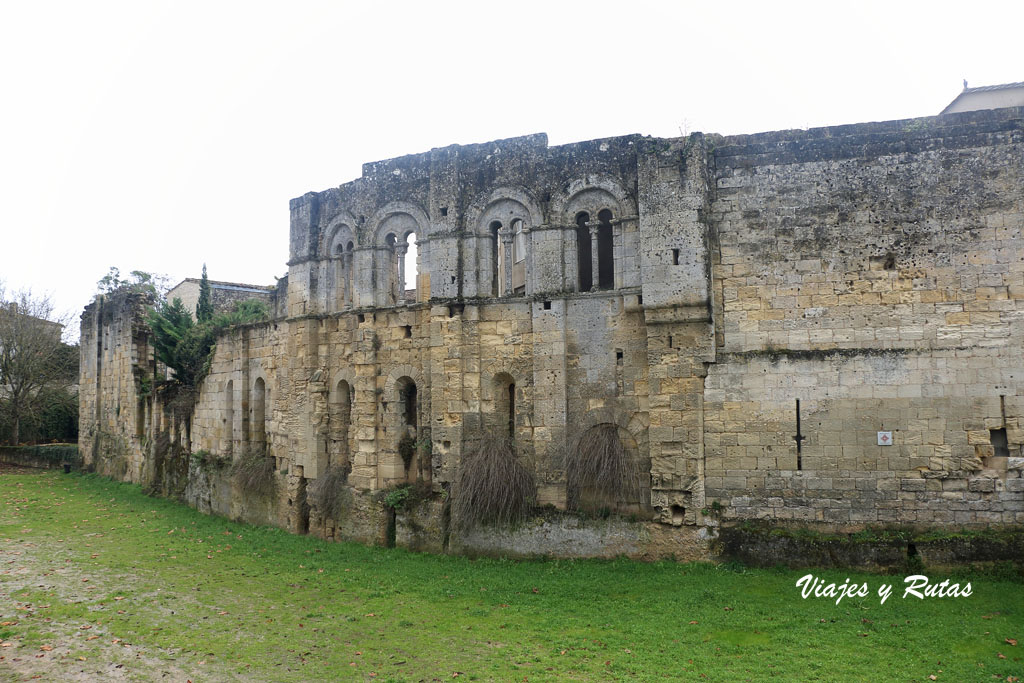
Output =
[{"x1": 940, "y1": 80, "x2": 1024, "y2": 115}]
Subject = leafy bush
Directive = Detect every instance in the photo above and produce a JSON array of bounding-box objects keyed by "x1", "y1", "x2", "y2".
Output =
[
  {"x1": 379, "y1": 481, "x2": 432, "y2": 511},
  {"x1": 451, "y1": 432, "x2": 535, "y2": 531},
  {"x1": 190, "y1": 449, "x2": 228, "y2": 471},
  {"x1": 566, "y1": 424, "x2": 640, "y2": 513},
  {"x1": 147, "y1": 295, "x2": 269, "y2": 393},
  {"x1": 230, "y1": 449, "x2": 277, "y2": 499}
]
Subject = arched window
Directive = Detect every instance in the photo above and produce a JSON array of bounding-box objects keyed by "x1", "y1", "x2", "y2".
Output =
[
  {"x1": 494, "y1": 373, "x2": 516, "y2": 441},
  {"x1": 575, "y1": 212, "x2": 593, "y2": 291},
  {"x1": 345, "y1": 241, "x2": 355, "y2": 308},
  {"x1": 252, "y1": 377, "x2": 266, "y2": 453},
  {"x1": 333, "y1": 244, "x2": 347, "y2": 310},
  {"x1": 490, "y1": 220, "x2": 502, "y2": 296},
  {"x1": 507, "y1": 382, "x2": 516, "y2": 439},
  {"x1": 331, "y1": 380, "x2": 352, "y2": 468},
  {"x1": 597, "y1": 209, "x2": 614, "y2": 290},
  {"x1": 397, "y1": 377, "x2": 417, "y2": 429}
]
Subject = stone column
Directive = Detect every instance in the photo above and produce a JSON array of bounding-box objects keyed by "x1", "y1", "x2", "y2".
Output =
[
  {"x1": 395, "y1": 244, "x2": 407, "y2": 304},
  {"x1": 501, "y1": 230, "x2": 514, "y2": 296},
  {"x1": 589, "y1": 223, "x2": 600, "y2": 291}
]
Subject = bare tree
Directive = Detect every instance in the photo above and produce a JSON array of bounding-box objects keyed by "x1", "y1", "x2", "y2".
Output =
[{"x1": 0, "y1": 286, "x2": 75, "y2": 445}]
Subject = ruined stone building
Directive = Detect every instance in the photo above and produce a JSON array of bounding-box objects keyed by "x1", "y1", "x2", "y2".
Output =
[{"x1": 79, "y1": 105, "x2": 1024, "y2": 558}]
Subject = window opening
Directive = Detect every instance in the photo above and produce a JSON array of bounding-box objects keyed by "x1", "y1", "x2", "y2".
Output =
[
  {"x1": 401, "y1": 381, "x2": 417, "y2": 429},
  {"x1": 793, "y1": 399, "x2": 805, "y2": 470},
  {"x1": 225, "y1": 379, "x2": 234, "y2": 454},
  {"x1": 508, "y1": 382, "x2": 516, "y2": 439},
  {"x1": 991, "y1": 428, "x2": 1010, "y2": 458},
  {"x1": 253, "y1": 378, "x2": 266, "y2": 452},
  {"x1": 576, "y1": 212, "x2": 592, "y2": 291},
  {"x1": 597, "y1": 209, "x2": 614, "y2": 290},
  {"x1": 490, "y1": 220, "x2": 502, "y2": 296},
  {"x1": 333, "y1": 380, "x2": 352, "y2": 464},
  {"x1": 135, "y1": 396, "x2": 146, "y2": 439},
  {"x1": 512, "y1": 219, "x2": 525, "y2": 264},
  {"x1": 403, "y1": 232, "x2": 418, "y2": 302}
]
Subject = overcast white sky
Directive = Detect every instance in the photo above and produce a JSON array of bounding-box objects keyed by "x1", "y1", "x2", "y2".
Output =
[{"x1": 2, "y1": 0, "x2": 1021, "y2": 340}]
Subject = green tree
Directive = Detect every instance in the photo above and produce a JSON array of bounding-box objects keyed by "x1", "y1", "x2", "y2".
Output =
[
  {"x1": 196, "y1": 264, "x2": 213, "y2": 323},
  {"x1": 96, "y1": 267, "x2": 169, "y2": 299},
  {"x1": 147, "y1": 297, "x2": 269, "y2": 392}
]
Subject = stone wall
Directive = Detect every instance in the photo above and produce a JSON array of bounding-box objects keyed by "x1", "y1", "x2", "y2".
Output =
[
  {"x1": 705, "y1": 110, "x2": 1024, "y2": 526},
  {"x1": 79, "y1": 106, "x2": 1024, "y2": 559},
  {"x1": 165, "y1": 279, "x2": 276, "y2": 320}
]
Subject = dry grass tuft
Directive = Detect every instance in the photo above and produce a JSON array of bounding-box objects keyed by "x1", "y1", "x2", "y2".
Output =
[
  {"x1": 566, "y1": 424, "x2": 640, "y2": 513},
  {"x1": 230, "y1": 448, "x2": 278, "y2": 499},
  {"x1": 451, "y1": 431, "x2": 535, "y2": 531},
  {"x1": 307, "y1": 464, "x2": 351, "y2": 520}
]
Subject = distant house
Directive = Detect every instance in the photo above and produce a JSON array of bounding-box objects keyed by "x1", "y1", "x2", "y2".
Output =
[
  {"x1": 1, "y1": 303, "x2": 63, "y2": 341},
  {"x1": 940, "y1": 80, "x2": 1024, "y2": 114},
  {"x1": 166, "y1": 278, "x2": 275, "y2": 320}
]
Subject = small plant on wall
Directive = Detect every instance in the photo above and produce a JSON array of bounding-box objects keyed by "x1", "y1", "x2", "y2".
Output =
[{"x1": 450, "y1": 430, "x2": 535, "y2": 531}]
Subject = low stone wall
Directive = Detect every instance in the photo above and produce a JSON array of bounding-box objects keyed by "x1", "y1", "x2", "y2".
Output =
[
  {"x1": 0, "y1": 444, "x2": 80, "y2": 470},
  {"x1": 715, "y1": 524, "x2": 1024, "y2": 572},
  {"x1": 452, "y1": 509, "x2": 713, "y2": 561}
]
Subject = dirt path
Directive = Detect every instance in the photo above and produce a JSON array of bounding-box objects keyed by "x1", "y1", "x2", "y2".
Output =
[{"x1": 0, "y1": 470, "x2": 239, "y2": 682}]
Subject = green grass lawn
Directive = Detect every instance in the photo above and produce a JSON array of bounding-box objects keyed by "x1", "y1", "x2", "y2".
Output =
[{"x1": 0, "y1": 468, "x2": 1021, "y2": 682}]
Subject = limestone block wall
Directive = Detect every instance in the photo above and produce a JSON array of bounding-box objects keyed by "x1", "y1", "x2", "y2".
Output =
[
  {"x1": 704, "y1": 109, "x2": 1024, "y2": 526},
  {"x1": 80, "y1": 106, "x2": 1024, "y2": 558},
  {"x1": 78, "y1": 291, "x2": 153, "y2": 483}
]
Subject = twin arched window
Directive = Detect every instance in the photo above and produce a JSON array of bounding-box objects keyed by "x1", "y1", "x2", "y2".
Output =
[
  {"x1": 576, "y1": 209, "x2": 614, "y2": 291},
  {"x1": 489, "y1": 219, "x2": 527, "y2": 296},
  {"x1": 333, "y1": 240, "x2": 355, "y2": 308}
]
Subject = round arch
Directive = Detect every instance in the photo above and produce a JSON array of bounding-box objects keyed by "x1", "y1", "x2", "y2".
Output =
[
  {"x1": 322, "y1": 210, "x2": 360, "y2": 256},
  {"x1": 368, "y1": 201, "x2": 430, "y2": 246},
  {"x1": 550, "y1": 176, "x2": 636, "y2": 223},
  {"x1": 465, "y1": 186, "x2": 544, "y2": 236}
]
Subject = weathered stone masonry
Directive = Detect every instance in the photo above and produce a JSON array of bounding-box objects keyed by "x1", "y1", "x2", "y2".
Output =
[{"x1": 80, "y1": 106, "x2": 1024, "y2": 558}]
